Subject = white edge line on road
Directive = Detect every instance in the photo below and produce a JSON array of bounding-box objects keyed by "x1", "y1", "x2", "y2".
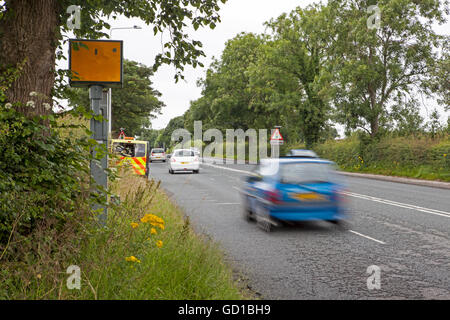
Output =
[
  {"x1": 343, "y1": 192, "x2": 450, "y2": 218},
  {"x1": 348, "y1": 230, "x2": 386, "y2": 245},
  {"x1": 202, "y1": 161, "x2": 257, "y2": 175},
  {"x1": 215, "y1": 203, "x2": 241, "y2": 205}
]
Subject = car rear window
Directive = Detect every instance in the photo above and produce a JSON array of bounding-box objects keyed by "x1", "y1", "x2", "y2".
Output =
[
  {"x1": 279, "y1": 162, "x2": 337, "y2": 184},
  {"x1": 152, "y1": 149, "x2": 164, "y2": 153},
  {"x1": 174, "y1": 150, "x2": 195, "y2": 157}
]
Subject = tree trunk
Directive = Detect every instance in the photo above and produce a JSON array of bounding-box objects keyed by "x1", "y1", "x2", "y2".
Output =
[{"x1": 0, "y1": 0, "x2": 61, "y2": 117}]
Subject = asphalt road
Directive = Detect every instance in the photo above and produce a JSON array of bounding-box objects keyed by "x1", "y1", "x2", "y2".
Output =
[{"x1": 148, "y1": 159, "x2": 450, "y2": 300}]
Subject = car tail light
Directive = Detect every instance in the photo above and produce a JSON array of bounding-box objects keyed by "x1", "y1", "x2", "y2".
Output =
[
  {"x1": 171, "y1": 157, "x2": 176, "y2": 162},
  {"x1": 264, "y1": 190, "x2": 282, "y2": 204},
  {"x1": 151, "y1": 153, "x2": 154, "y2": 156},
  {"x1": 194, "y1": 156, "x2": 199, "y2": 162}
]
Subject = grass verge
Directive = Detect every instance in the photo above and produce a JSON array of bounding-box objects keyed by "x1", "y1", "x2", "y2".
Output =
[{"x1": 0, "y1": 168, "x2": 247, "y2": 299}]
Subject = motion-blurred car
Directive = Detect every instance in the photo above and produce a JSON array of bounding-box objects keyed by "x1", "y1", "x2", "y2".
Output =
[
  {"x1": 150, "y1": 148, "x2": 166, "y2": 162},
  {"x1": 241, "y1": 157, "x2": 347, "y2": 232},
  {"x1": 168, "y1": 149, "x2": 200, "y2": 174},
  {"x1": 285, "y1": 149, "x2": 318, "y2": 158}
]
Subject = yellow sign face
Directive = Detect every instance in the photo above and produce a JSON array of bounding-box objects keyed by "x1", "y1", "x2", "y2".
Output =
[{"x1": 69, "y1": 39, "x2": 123, "y2": 88}]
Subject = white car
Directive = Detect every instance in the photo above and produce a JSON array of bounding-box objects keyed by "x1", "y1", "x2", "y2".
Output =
[
  {"x1": 190, "y1": 147, "x2": 201, "y2": 157},
  {"x1": 168, "y1": 149, "x2": 200, "y2": 174},
  {"x1": 150, "y1": 148, "x2": 166, "y2": 162}
]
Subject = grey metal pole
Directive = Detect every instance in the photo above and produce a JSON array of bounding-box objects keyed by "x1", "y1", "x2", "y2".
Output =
[
  {"x1": 108, "y1": 88, "x2": 112, "y2": 138},
  {"x1": 89, "y1": 85, "x2": 108, "y2": 225}
]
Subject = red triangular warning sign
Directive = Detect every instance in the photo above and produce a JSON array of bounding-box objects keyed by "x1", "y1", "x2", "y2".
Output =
[{"x1": 270, "y1": 128, "x2": 284, "y2": 141}]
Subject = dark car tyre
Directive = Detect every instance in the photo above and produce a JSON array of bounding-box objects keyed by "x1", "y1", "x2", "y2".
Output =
[
  {"x1": 328, "y1": 219, "x2": 350, "y2": 231},
  {"x1": 256, "y1": 204, "x2": 273, "y2": 232},
  {"x1": 242, "y1": 196, "x2": 255, "y2": 222},
  {"x1": 194, "y1": 170, "x2": 199, "y2": 174}
]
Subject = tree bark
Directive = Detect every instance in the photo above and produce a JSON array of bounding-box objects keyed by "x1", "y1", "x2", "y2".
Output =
[{"x1": 0, "y1": 0, "x2": 61, "y2": 117}]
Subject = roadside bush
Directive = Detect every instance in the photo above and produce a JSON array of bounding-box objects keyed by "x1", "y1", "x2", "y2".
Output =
[
  {"x1": 0, "y1": 103, "x2": 101, "y2": 246},
  {"x1": 312, "y1": 134, "x2": 450, "y2": 181}
]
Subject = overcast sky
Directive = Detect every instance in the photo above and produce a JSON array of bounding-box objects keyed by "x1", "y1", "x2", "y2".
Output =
[{"x1": 69, "y1": 0, "x2": 449, "y2": 130}]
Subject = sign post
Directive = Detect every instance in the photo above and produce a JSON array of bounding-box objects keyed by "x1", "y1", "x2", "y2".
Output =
[
  {"x1": 69, "y1": 39, "x2": 123, "y2": 225},
  {"x1": 270, "y1": 126, "x2": 284, "y2": 158}
]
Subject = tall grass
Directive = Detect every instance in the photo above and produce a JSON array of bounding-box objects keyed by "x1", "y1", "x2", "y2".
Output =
[{"x1": 0, "y1": 168, "x2": 247, "y2": 299}]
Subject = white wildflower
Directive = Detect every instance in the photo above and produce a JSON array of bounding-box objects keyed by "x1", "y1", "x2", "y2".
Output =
[
  {"x1": 43, "y1": 103, "x2": 51, "y2": 111},
  {"x1": 26, "y1": 100, "x2": 35, "y2": 108},
  {"x1": 29, "y1": 91, "x2": 38, "y2": 97},
  {"x1": 5, "y1": 103, "x2": 12, "y2": 109}
]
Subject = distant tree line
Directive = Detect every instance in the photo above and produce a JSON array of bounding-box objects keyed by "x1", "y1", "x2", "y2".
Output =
[{"x1": 159, "y1": 0, "x2": 449, "y2": 149}]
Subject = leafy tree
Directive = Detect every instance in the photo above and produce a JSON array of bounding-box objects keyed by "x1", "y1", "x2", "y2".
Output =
[
  {"x1": 159, "y1": 115, "x2": 185, "y2": 148},
  {"x1": 330, "y1": 0, "x2": 449, "y2": 137},
  {"x1": 67, "y1": 60, "x2": 164, "y2": 137},
  {"x1": 191, "y1": 33, "x2": 267, "y2": 131},
  {"x1": 140, "y1": 128, "x2": 163, "y2": 148},
  {"x1": 0, "y1": 0, "x2": 227, "y2": 117},
  {"x1": 428, "y1": 108, "x2": 442, "y2": 139},
  {"x1": 390, "y1": 100, "x2": 424, "y2": 136},
  {"x1": 249, "y1": 4, "x2": 335, "y2": 147}
]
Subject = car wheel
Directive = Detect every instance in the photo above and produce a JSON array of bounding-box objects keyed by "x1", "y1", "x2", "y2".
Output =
[
  {"x1": 242, "y1": 197, "x2": 254, "y2": 222},
  {"x1": 193, "y1": 169, "x2": 199, "y2": 174},
  {"x1": 255, "y1": 204, "x2": 273, "y2": 232},
  {"x1": 169, "y1": 169, "x2": 173, "y2": 174},
  {"x1": 328, "y1": 219, "x2": 349, "y2": 231}
]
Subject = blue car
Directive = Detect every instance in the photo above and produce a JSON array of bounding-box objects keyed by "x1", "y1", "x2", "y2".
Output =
[{"x1": 241, "y1": 158, "x2": 348, "y2": 232}]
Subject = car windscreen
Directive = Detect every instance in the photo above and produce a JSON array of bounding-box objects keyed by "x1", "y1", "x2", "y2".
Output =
[
  {"x1": 113, "y1": 143, "x2": 146, "y2": 158},
  {"x1": 279, "y1": 162, "x2": 337, "y2": 184},
  {"x1": 174, "y1": 150, "x2": 195, "y2": 157},
  {"x1": 152, "y1": 149, "x2": 164, "y2": 153},
  {"x1": 135, "y1": 144, "x2": 146, "y2": 157}
]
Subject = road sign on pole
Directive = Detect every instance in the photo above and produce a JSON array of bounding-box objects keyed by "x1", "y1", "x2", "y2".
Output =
[
  {"x1": 70, "y1": 39, "x2": 123, "y2": 226},
  {"x1": 270, "y1": 127, "x2": 284, "y2": 145}
]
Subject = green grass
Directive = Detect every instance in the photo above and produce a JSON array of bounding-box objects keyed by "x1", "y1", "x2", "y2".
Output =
[{"x1": 0, "y1": 168, "x2": 247, "y2": 299}]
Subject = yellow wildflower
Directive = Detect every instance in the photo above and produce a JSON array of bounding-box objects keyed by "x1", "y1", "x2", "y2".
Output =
[
  {"x1": 156, "y1": 240, "x2": 163, "y2": 248},
  {"x1": 125, "y1": 256, "x2": 141, "y2": 263},
  {"x1": 130, "y1": 222, "x2": 139, "y2": 229},
  {"x1": 151, "y1": 228, "x2": 157, "y2": 235},
  {"x1": 444, "y1": 154, "x2": 447, "y2": 157},
  {"x1": 140, "y1": 214, "x2": 165, "y2": 225}
]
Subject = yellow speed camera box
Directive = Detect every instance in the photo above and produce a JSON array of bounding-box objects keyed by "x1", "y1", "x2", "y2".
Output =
[{"x1": 69, "y1": 39, "x2": 123, "y2": 88}]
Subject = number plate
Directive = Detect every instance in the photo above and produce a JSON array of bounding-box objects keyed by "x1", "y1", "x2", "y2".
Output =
[{"x1": 292, "y1": 193, "x2": 326, "y2": 201}]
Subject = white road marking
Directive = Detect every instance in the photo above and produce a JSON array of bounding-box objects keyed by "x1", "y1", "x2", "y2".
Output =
[
  {"x1": 215, "y1": 203, "x2": 240, "y2": 205},
  {"x1": 343, "y1": 191, "x2": 450, "y2": 219},
  {"x1": 348, "y1": 230, "x2": 386, "y2": 245},
  {"x1": 202, "y1": 161, "x2": 257, "y2": 175}
]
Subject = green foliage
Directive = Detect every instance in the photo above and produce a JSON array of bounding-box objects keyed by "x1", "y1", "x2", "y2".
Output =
[
  {"x1": 0, "y1": 172, "x2": 246, "y2": 299},
  {"x1": 0, "y1": 103, "x2": 110, "y2": 244},
  {"x1": 330, "y1": 0, "x2": 449, "y2": 136},
  {"x1": 54, "y1": 0, "x2": 229, "y2": 82},
  {"x1": 313, "y1": 134, "x2": 450, "y2": 181}
]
